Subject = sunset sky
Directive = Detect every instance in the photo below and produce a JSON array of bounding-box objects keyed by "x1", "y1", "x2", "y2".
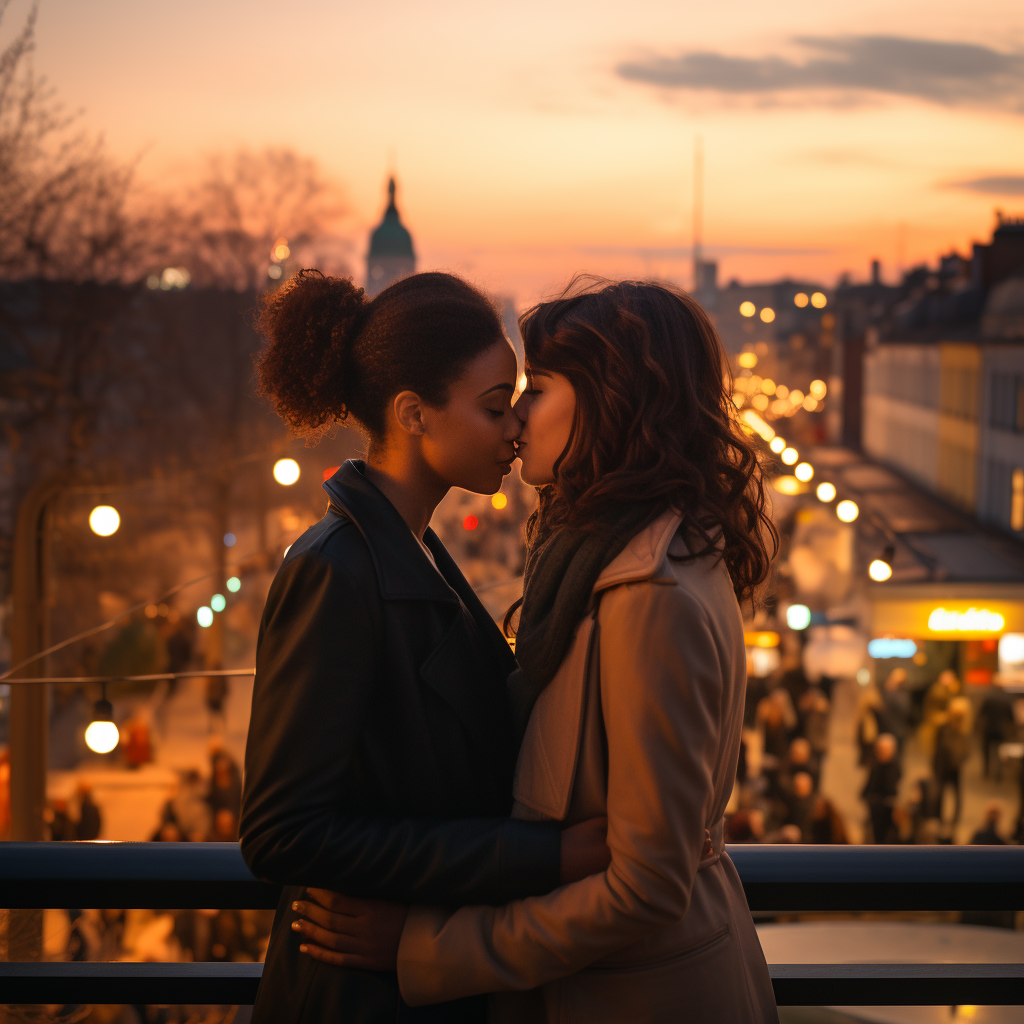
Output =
[{"x1": 14, "y1": 0, "x2": 1024, "y2": 303}]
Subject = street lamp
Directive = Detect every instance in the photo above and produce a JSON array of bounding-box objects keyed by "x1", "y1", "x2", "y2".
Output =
[
  {"x1": 89, "y1": 505, "x2": 120, "y2": 537},
  {"x1": 85, "y1": 697, "x2": 119, "y2": 755},
  {"x1": 868, "y1": 546, "x2": 895, "y2": 582}
]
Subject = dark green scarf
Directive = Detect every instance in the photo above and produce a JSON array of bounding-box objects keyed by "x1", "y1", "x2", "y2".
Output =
[{"x1": 507, "y1": 501, "x2": 666, "y2": 746}]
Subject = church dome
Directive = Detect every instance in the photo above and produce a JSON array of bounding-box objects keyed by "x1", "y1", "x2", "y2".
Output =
[{"x1": 368, "y1": 178, "x2": 415, "y2": 259}]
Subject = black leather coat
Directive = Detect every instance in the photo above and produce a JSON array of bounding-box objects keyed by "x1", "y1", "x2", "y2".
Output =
[{"x1": 240, "y1": 461, "x2": 560, "y2": 1023}]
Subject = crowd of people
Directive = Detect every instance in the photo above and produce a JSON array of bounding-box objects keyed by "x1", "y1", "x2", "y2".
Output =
[{"x1": 726, "y1": 656, "x2": 1024, "y2": 848}]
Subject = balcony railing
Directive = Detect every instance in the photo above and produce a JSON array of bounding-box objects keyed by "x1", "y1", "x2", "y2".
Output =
[{"x1": 0, "y1": 842, "x2": 1022, "y2": 1006}]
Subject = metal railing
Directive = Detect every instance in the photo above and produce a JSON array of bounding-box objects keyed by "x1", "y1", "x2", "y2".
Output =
[{"x1": 0, "y1": 842, "x2": 1022, "y2": 1006}]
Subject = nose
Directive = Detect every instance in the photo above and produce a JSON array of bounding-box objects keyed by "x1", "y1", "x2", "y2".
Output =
[
  {"x1": 503, "y1": 406, "x2": 523, "y2": 444},
  {"x1": 512, "y1": 391, "x2": 532, "y2": 425}
]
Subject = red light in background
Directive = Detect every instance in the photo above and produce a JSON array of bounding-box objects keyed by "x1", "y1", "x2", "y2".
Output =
[
  {"x1": 323, "y1": 466, "x2": 341, "y2": 482},
  {"x1": 463, "y1": 515, "x2": 478, "y2": 531}
]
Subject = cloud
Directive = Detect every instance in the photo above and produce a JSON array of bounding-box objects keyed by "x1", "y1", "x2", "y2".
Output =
[
  {"x1": 616, "y1": 35, "x2": 1024, "y2": 109},
  {"x1": 946, "y1": 175, "x2": 1024, "y2": 195}
]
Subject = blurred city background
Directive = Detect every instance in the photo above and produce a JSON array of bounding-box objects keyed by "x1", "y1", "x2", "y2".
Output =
[{"x1": 2, "y1": 0, "x2": 1024, "y2": 1020}]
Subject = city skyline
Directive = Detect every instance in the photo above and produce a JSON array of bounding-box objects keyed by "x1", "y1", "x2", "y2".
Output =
[{"x1": 12, "y1": 0, "x2": 1024, "y2": 300}]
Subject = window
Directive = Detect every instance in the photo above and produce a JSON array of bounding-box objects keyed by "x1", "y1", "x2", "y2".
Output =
[{"x1": 991, "y1": 373, "x2": 1024, "y2": 433}]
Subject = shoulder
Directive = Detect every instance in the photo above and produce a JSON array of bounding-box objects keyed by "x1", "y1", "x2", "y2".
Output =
[{"x1": 273, "y1": 513, "x2": 378, "y2": 595}]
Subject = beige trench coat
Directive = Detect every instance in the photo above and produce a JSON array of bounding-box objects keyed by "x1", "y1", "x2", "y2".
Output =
[{"x1": 397, "y1": 511, "x2": 778, "y2": 1023}]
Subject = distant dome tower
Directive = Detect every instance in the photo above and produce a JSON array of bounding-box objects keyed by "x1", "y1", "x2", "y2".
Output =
[{"x1": 366, "y1": 176, "x2": 416, "y2": 297}]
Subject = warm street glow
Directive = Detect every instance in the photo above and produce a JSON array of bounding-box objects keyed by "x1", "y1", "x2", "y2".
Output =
[
  {"x1": 868, "y1": 559, "x2": 893, "y2": 582},
  {"x1": 781, "y1": 447, "x2": 799, "y2": 465},
  {"x1": 89, "y1": 505, "x2": 120, "y2": 536},
  {"x1": 816, "y1": 482, "x2": 837, "y2": 502},
  {"x1": 491, "y1": 492, "x2": 508, "y2": 509},
  {"x1": 197, "y1": 606, "x2": 214, "y2": 628},
  {"x1": 739, "y1": 301, "x2": 755, "y2": 317},
  {"x1": 463, "y1": 515, "x2": 478, "y2": 530},
  {"x1": 759, "y1": 307, "x2": 775, "y2": 323},
  {"x1": 811, "y1": 292, "x2": 827, "y2": 308},
  {"x1": 740, "y1": 409, "x2": 775, "y2": 441},
  {"x1": 737, "y1": 352, "x2": 758, "y2": 368},
  {"x1": 273, "y1": 458, "x2": 300, "y2": 485},
  {"x1": 85, "y1": 720, "x2": 119, "y2": 755},
  {"x1": 809, "y1": 380, "x2": 827, "y2": 399},
  {"x1": 770, "y1": 436, "x2": 786, "y2": 453},
  {"x1": 794, "y1": 462, "x2": 814, "y2": 482},
  {"x1": 744, "y1": 631, "x2": 780, "y2": 648},
  {"x1": 773, "y1": 475, "x2": 805, "y2": 495},
  {"x1": 836, "y1": 499, "x2": 860, "y2": 522},
  {"x1": 761, "y1": 379, "x2": 776, "y2": 395},
  {"x1": 794, "y1": 293, "x2": 809, "y2": 307}
]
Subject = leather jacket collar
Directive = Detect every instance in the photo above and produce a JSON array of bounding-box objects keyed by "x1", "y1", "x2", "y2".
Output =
[{"x1": 322, "y1": 460, "x2": 459, "y2": 604}]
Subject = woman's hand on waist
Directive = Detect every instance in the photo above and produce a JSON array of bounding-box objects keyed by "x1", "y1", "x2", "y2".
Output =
[
  {"x1": 559, "y1": 815, "x2": 611, "y2": 885},
  {"x1": 292, "y1": 888, "x2": 409, "y2": 971}
]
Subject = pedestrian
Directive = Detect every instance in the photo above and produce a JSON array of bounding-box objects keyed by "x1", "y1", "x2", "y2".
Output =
[
  {"x1": 970, "y1": 805, "x2": 1006, "y2": 845},
  {"x1": 784, "y1": 771, "x2": 816, "y2": 841},
  {"x1": 808, "y1": 795, "x2": 848, "y2": 844},
  {"x1": 920, "y1": 669, "x2": 961, "y2": 758},
  {"x1": 855, "y1": 685, "x2": 885, "y2": 765},
  {"x1": 933, "y1": 696, "x2": 972, "y2": 831},
  {"x1": 881, "y1": 668, "x2": 911, "y2": 750},
  {"x1": 205, "y1": 674, "x2": 229, "y2": 733},
  {"x1": 75, "y1": 782, "x2": 102, "y2": 841},
  {"x1": 208, "y1": 752, "x2": 243, "y2": 820},
  {"x1": 977, "y1": 688, "x2": 1015, "y2": 780},
  {"x1": 797, "y1": 685, "x2": 830, "y2": 766},
  {"x1": 862, "y1": 733, "x2": 901, "y2": 843},
  {"x1": 47, "y1": 798, "x2": 76, "y2": 841}
]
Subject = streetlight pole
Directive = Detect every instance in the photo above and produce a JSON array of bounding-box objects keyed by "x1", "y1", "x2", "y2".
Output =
[{"x1": 9, "y1": 474, "x2": 65, "y2": 960}]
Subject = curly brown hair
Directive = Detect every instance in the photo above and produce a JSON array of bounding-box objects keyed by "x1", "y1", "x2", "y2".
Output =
[
  {"x1": 520, "y1": 277, "x2": 777, "y2": 604},
  {"x1": 254, "y1": 270, "x2": 505, "y2": 439}
]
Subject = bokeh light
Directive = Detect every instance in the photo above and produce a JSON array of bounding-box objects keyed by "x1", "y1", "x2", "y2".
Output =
[
  {"x1": 759, "y1": 307, "x2": 775, "y2": 323},
  {"x1": 836, "y1": 499, "x2": 860, "y2": 522},
  {"x1": 794, "y1": 293, "x2": 809, "y2": 308},
  {"x1": 786, "y1": 604, "x2": 812, "y2": 630},
  {"x1": 85, "y1": 720, "x2": 119, "y2": 755},
  {"x1": 816, "y1": 482, "x2": 837, "y2": 502},
  {"x1": 739, "y1": 301, "x2": 755, "y2": 317},
  {"x1": 273, "y1": 458, "x2": 300, "y2": 485},
  {"x1": 210, "y1": 593, "x2": 226, "y2": 612},
  {"x1": 737, "y1": 352, "x2": 758, "y2": 368},
  {"x1": 491, "y1": 493, "x2": 508, "y2": 510},
  {"x1": 226, "y1": 576, "x2": 241, "y2": 593},
  {"x1": 781, "y1": 447, "x2": 799, "y2": 465},
  {"x1": 869, "y1": 559, "x2": 893, "y2": 582},
  {"x1": 197, "y1": 606, "x2": 214, "y2": 628},
  {"x1": 811, "y1": 292, "x2": 827, "y2": 308},
  {"x1": 463, "y1": 515, "x2": 478, "y2": 530},
  {"x1": 770, "y1": 436, "x2": 786, "y2": 453},
  {"x1": 794, "y1": 462, "x2": 814, "y2": 482},
  {"x1": 89, "y1": 505, "x2": 120, "y2": 536}
]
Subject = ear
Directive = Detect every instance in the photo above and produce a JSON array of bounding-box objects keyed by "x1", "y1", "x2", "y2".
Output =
[{"x1": 393, "y1": 390, "x2": 426, "y2": 436}]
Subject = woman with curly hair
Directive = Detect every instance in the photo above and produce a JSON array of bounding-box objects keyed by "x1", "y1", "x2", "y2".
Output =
[
  {"x1": 240, "y1": 270, "x2": 610, "y2": 1024},
  {"x1": 293, "y1": 279, "x2": 780, "y2": 1022}
]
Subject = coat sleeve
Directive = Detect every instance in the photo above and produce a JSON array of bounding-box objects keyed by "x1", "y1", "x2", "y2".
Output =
[
  {"x1": 239, "y1": 549, "x2": 560, "y2": 905},
  {"x1": 396, "y1": 579, "x2": 724, "y2": 1003}
]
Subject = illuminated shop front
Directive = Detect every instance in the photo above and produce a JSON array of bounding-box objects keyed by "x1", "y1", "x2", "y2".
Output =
[{"x1": 869, "y1": 584, "x2": 1024, "y2": 686}]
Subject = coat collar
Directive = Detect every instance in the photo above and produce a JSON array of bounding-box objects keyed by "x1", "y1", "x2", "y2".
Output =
[
  {"x1": 593, "y1": 509, "x2": 682, "y2": 593},
  {"x1": 322, "y1": 460, "x2": 458, "y2": 604}
]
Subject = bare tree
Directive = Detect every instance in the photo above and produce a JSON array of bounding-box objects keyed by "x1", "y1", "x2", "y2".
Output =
[
  {"x1": 0, "y1": 1, "x2": 158, "y2": 283},
  {"x1": 167, "y1": 148, "x2": 349, "y2": 290}
]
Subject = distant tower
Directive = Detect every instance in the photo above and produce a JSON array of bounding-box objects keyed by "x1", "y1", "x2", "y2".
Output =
[{"x1": 366, "y1": 177, "x2": 416, "y2": 297}]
